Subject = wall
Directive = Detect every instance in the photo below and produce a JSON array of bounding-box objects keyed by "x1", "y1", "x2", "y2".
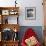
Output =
[
  {"x1": 18, "y1": 0, "x2": 44, "y2": 26},
  {"x1": 0, "y1": 0, "x2": 15, "y2": 7},
  {"x1": 0, "y1": 0, "x2": 44, "y2": 26}
]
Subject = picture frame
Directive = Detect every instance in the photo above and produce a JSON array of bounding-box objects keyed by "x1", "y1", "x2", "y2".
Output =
[
  {"x1": 2, "y1": 10, "x2": 9, "y2": 15},
  {"x1": 25, "y1": 7, "x2": 36, "y2": 20}
]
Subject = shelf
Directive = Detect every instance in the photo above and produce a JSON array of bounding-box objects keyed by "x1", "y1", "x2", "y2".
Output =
[
  {"x1": 0, "y1": 7, "x2": 19, "y2": 15},
  {"x1": 1, "y1": 15, "x2": 18, "y2": 24},
  {"x1": 0, "y1": 7, "x2": 19, "y2": 24},
  {"x1": 2, "y1": 40, "x2": 19, "y2": 43},
  {"x1": 0, "y1": 24, "x2": 19, "y2": 32},
  {"x1": 0, "y1": 7, "x2": 19, "y2": 46}
]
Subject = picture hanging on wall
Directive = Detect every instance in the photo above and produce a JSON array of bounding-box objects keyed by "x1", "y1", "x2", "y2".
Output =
[{"x1": 25, "y1": 7, "x2": 36, "y2": 20}]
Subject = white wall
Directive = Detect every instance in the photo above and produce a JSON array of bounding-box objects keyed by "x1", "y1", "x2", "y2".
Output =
[
  {"x1": 0, "y1": 0, "x2": 44, "y2": 26},
  {"x1": 0, "y1": 0, "x2": 15, "y2": 7},
  {"x1": 18, "y1": 0, "x2": 44, "y2": 26}
]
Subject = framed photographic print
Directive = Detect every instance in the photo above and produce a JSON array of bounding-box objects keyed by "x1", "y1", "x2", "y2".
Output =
[
  {"x1": 2, "y1": 10, "x2": 9, "y2": 15},
  {"x1": 25, "y1": 7, "x2": 36, "y2": 20}
]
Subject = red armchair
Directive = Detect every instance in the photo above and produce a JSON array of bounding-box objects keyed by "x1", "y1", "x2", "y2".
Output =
[{"x1": 21, "y1": 28, "x2": 41, "y2": 46}]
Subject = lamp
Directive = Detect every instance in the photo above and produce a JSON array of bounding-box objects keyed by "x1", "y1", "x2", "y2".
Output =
[{"x1": 15, "y1": 0, "x2": 17, "y2": 7}]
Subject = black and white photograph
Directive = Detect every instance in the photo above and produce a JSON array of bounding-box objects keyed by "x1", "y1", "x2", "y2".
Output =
[{"x1": 25, "y1": 7, "x2": 36, "y2": 20}]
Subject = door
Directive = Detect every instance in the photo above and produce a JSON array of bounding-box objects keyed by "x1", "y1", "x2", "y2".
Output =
[
  {"x1": 43, "y1": 0, "x2": 46, "y2": 26},
  {"x1": 43, "y1": 0, "x2": 46, "y2": 46}
]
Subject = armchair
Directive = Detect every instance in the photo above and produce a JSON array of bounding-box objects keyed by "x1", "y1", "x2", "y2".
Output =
[{"x1": 21, "y1": 28, "x2": 41, "y2": 46}]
